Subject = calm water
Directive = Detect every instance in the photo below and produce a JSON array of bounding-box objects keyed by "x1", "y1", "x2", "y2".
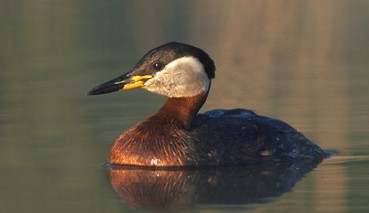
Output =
[{"x1": 1, "y1": 1, "x2": 369, "y2": 212}]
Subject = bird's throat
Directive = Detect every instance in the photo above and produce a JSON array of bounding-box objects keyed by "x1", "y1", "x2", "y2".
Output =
[{"x1": 153, "y1": 92, "x2": 209, "y2": 129}]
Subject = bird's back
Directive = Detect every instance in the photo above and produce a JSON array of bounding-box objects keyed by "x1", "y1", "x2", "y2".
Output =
[{"x1": 186, "y1": 109, "x2": 327, "y2": 166}]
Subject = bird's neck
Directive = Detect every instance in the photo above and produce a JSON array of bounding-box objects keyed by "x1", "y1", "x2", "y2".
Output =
[{"x1": 151, "y1": 91, "x2": 209, "y2": 129}]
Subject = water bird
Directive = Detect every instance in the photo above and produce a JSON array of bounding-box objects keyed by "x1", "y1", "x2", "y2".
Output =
[{"x1": 89, "y1": 42, "x2": 327, "y2": 167}]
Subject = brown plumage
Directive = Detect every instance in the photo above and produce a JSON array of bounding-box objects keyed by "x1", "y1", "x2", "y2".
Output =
[
  {"x1": 109, "y1": 92, "x2": 208, "y2": 166},
  {"x1": 89, "y1": 42, "x2": 327, "y2": 167}
]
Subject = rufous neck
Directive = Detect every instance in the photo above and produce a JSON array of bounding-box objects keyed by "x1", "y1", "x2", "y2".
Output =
[{"x1": 154, "y1": 91, "x2": 209, "y2": 129}]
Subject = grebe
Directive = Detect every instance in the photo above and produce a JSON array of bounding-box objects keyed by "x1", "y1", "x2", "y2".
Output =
[{"x1": 89, "y1": 42, "x2": 326, "y2": 167}]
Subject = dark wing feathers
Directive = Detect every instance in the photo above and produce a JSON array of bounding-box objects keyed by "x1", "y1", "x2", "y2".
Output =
[{"x1": 189, "y1": 109, "x2": 325, "y2": 165}]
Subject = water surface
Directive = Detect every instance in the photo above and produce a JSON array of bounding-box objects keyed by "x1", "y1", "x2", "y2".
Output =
[{"x1": 1, "y1": 1, "x2": 369, "y2": 212}]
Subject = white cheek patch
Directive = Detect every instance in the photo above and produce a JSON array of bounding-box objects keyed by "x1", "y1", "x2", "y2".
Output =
[{"x1": 143, "y1": 57, "x2": 210, "y2": 97}]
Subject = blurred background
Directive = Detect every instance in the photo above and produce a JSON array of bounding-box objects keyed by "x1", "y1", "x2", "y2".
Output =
[{"x1": 0, "y1": 0, "x2": 368, "y2": 212}]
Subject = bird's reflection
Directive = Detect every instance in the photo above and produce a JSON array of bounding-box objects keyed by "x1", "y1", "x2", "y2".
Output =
[{"x1": 107, "y1": 161, "x2": 321, "y2": 211}]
